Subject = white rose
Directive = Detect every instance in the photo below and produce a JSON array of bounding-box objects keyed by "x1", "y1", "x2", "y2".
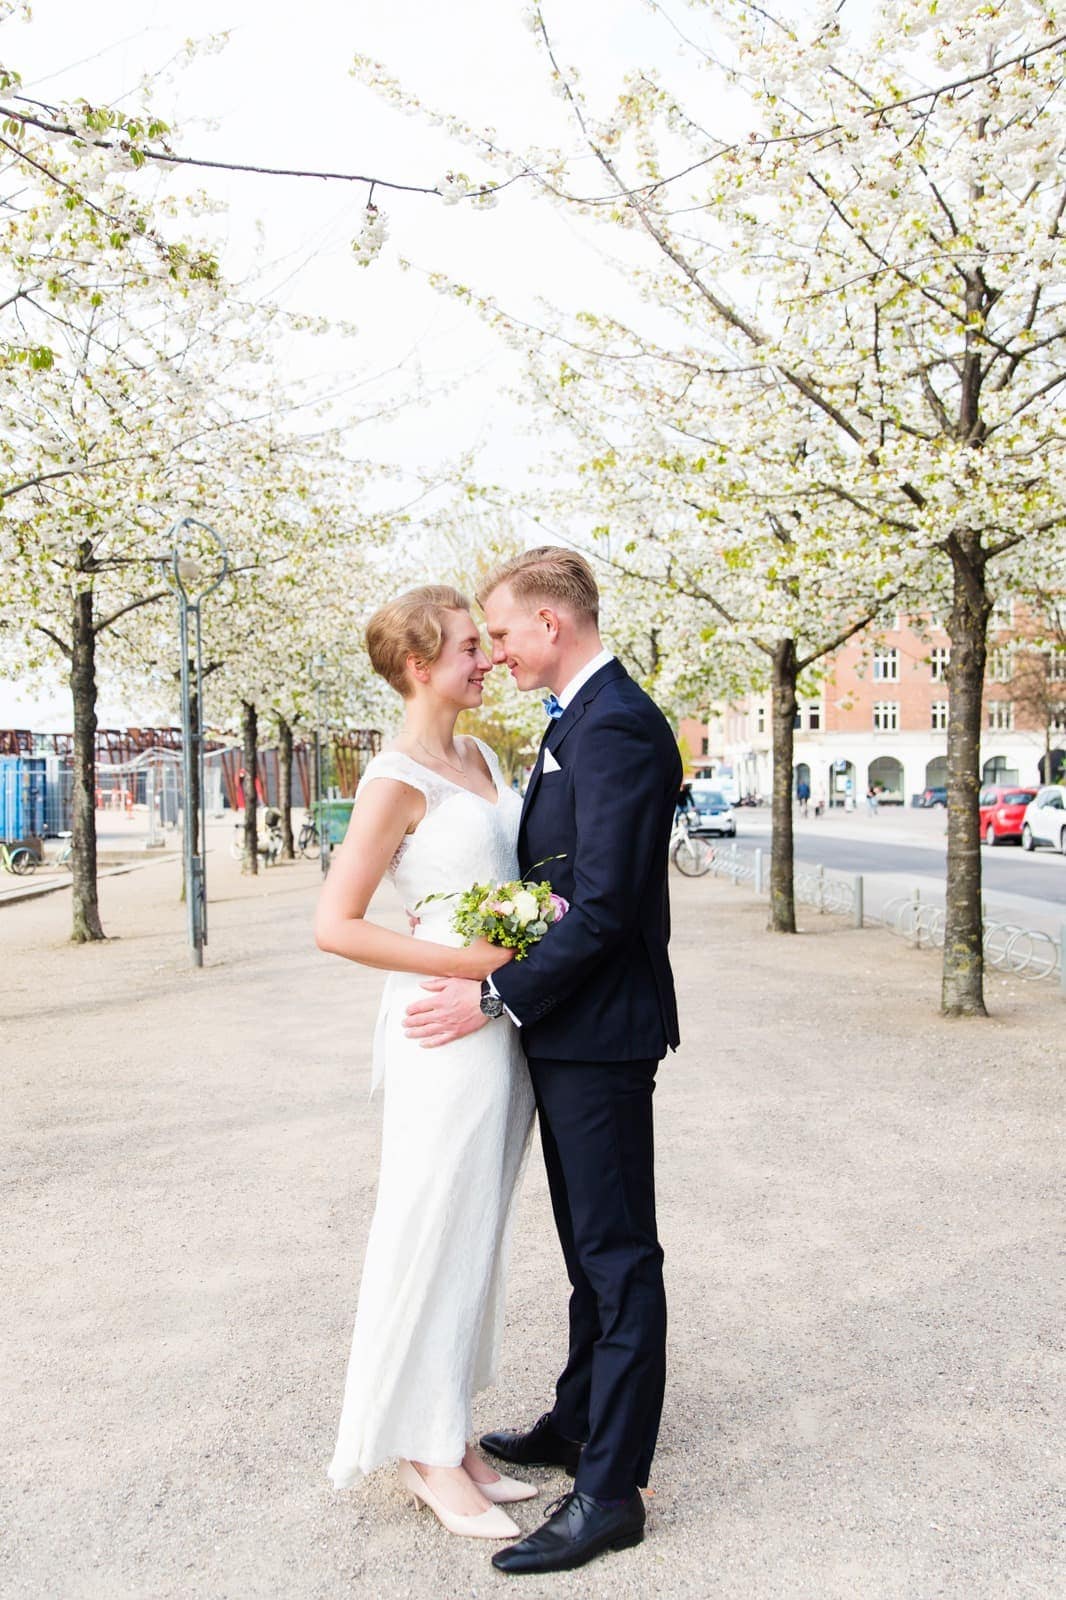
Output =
[{"x1": 512, "y1": 890, "x2": 539, "y2": 927}]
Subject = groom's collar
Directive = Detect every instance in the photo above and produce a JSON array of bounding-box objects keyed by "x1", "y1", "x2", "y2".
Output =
[
  {"x1": 546, "y1": 655, "x2": 627, "y2": 749},
  {"x1": 555, "y1": 648, "x2": 615, "y2": 711}
]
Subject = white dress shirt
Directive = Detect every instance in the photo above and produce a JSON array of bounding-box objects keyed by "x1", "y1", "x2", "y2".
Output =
[
  {"x1": 490, "y1": 649, "x2": 616, "y2": 1026},
  {"x1": 555, "y1": 647, "x2": 615, "y2": 710}
]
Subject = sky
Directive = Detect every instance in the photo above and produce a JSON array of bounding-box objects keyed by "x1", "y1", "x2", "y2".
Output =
[
  {"x1": 3, "y1": 0, "x2": 685, "y2": 725},
  {"x1": 1, "y1": 0, "x2": 876, "y2": 728}
]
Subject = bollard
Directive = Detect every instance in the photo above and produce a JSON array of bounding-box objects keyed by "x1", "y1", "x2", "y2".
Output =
[
  {"x1": 912, "y1": 885, "x2": 921, "y2": 948},
  {"x1": 816, "y1": 862, "x2": 825, "y2": 914},
  {"x1": 853, "y1": 874, "x2": 864, "y2": 930},
  {"x1": 1060, "y1": 924, "x2": 1066, "y2": 997},
  {"x1": 730, "y1": 840, "x2": 739, "y2": 886},
  {"x1": 754, "y1": 848, "x2": 764, "y2": 894}
]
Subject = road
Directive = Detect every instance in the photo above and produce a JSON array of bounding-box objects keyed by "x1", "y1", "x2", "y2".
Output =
[{"x1": 725, "y1": 806, "x2": 1066, "y2": 933}]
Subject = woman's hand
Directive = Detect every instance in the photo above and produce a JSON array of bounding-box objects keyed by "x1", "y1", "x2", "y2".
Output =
[{"x1": 456, "y1": 937, "x2": 515, "y2": 981}]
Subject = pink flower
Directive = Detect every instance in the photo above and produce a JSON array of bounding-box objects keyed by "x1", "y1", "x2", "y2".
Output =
[{"x1": 548, "y1": 893, "x2": 569, "y2": 922}]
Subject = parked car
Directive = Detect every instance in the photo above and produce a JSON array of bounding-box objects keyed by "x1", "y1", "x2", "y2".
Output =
[
  {"x1": 918, "y1": 785, "x2": 948, "y2": 808},
  {"x1": 688, "y1": 783, "x2": 737, "y2": 837},
  {"x1": 979, "y1": 785, "x2": 1038, "y2": 846},
  {"x1": 1021, "y1": 787, "x2": 1066, "y2": 853}
]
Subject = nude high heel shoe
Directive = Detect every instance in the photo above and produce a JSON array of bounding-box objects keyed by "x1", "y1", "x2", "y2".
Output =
[
  {"x1": 397, "y1": 1460, "x2": 520, "y2": 1540},
  {"x1": 478, "y1": 1472, "x2": 539, "y2": 1504}
]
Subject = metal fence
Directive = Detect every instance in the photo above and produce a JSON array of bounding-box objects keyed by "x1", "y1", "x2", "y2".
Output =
[
  {"x1": 878, "y1": 893, "x2": 1061, "y2": 981},
  {"x1": 698, "y1": 839, "x2": 1063, "y2": 987}
]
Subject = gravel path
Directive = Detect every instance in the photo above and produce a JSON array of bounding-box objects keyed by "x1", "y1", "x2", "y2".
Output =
[{"x1": 2, "y1": 851, "x2": 1062, "y2": 1599}]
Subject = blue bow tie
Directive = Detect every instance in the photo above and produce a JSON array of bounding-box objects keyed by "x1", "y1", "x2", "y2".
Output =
[{"x1": 543, "y1": 693, "x2": 564, "y2": 720}]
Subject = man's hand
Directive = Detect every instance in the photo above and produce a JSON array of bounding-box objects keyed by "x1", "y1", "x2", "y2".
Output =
[{"x1": 403, "y1": 977, "x2": 487, "y2": 1048}]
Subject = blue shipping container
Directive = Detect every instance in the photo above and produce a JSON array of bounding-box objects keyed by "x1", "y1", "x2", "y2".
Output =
[{"x1": 0, "y1": 756, "x2": 47, "y2": 841}]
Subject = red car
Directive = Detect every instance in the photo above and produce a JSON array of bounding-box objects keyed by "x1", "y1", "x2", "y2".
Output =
[{"x1": 978, "y1": 784, "x2": 1038, "y2": 846}]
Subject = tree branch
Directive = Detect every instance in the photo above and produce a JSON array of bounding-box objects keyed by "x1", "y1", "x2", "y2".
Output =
[
  {"x1": 33, "y1": 622, "x2": 72, "y2": 659},
  {"x1": 93, "y1": 588, "x2": 168, "y2": 636}
]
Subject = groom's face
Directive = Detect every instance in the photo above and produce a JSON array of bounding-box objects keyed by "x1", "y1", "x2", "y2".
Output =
[{"x1": 483, "y1": 584, "x2": 556, "y2": 693}]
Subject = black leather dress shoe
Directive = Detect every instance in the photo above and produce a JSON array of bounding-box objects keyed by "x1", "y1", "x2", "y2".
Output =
[
  {"x1": 479, "y1": 1412, "x2": 584, "y2": 1476},
  {"x1": 491, "y1": 1489, "x2": 645, "y2": 1574}
]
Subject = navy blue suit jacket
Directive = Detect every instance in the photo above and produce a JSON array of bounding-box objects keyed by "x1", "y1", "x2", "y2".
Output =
[{"x1": 493, "y1": 659, "x2": 682, "y2": 1062}]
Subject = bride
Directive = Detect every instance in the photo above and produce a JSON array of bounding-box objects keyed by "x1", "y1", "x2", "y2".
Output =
[{"x1": 314, "y1": 585, "x2": 536, "y2": 1540}]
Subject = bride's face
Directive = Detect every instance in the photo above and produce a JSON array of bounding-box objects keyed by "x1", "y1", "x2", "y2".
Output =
[{"x1": 418, "y1": 609, "x2": 492, "y2": 708}]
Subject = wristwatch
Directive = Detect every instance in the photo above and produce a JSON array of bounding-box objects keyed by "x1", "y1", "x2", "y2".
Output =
[{"x1": 479, "y1": 979, "x2": 505, "y2": 1019}]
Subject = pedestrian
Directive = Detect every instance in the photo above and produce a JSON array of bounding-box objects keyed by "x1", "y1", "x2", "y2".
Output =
[
  {"x1": 866, "y1": 783, "x2": 879, "y2": 815},
  {"x1": 796, "y1": 777, "x2": 810, "y2": 817},
  {"x1": 676, "y1": 781, "x2": 697, "y2": 826}
]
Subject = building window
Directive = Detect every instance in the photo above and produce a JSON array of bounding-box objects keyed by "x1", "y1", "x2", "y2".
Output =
[
  {"x1": 990, "y1": 596, "x2": 1014, "y2": 628},
  {"x1": 931, "y1": 701, "x2": 949, "y2": 731},
  {"x1": 930, "y1": 646, "x2": 950, "y2": 682},
  {"x1": 1050, "y1": 707, "x2": 1066, "y2": 732},
  {"x1": 988, "y1": 647, "x2": 1013, "y2": 683},
  {"x1": 808, "y1": 705, "x2": 821, "y2": 731},
  {"x1": 756, "y1": 707, "x2": 766, "y2": 735},
  {"x1": 792, "y1": 711, "x2": 801, "y2": 730},
  {"x1": 872, "y1": 648, "x2": 899, "y2": 682},
  {"x1": 700, "y1": 736, "x2": 709, "y2": 756},
  {"x1": 987, "y1": 700, "x2": 1014, "y2": 731},
  {"x1": 873, "y1": 701, "x2": 900, "y2": 732},
  {"x1": 1046, "y1": 648, "x2": 1066, "y2": 683}
]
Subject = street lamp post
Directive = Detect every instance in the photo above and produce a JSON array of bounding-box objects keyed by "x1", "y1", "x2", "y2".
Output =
[
  {"x1": 165, "y1": 518, "x2": 228, "y2": 967},
  {"x1": 312, "y1": 653, "x2": 332, "y2": 878}
]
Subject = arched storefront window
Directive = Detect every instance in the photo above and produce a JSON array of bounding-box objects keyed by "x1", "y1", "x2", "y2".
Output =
[{"x1": 868, "y1": 755, "x2": 904, "y2": 803}]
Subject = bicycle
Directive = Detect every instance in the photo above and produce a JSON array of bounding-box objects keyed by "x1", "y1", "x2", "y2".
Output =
[
  {"x1": 669, "y1": 815, "x2": 714, "y2": 877},
  {"x1": 0, "y1": 839, "x2": 38, "y2": 875},
  {"x1": 297, "y1": 815, "x2": 320, "y2": 861}
]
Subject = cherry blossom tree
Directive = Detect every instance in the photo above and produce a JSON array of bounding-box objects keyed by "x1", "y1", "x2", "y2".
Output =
[
  {"x1": 0, "y1": 22, "x2": 428, "y2": 926},
  {"x1": 359, "y1": 0, "x2": 1066, "y2": 1012}
]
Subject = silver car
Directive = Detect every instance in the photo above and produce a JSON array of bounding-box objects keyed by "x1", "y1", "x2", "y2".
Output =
[{"x1": 1021, "y1": 787, "x2": 1066, "y2": 853}]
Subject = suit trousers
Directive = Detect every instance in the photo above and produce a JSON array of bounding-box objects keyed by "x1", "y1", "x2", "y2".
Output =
[{"x1": 527, "y1": 1056, "x2": 667, "y2": 1500}]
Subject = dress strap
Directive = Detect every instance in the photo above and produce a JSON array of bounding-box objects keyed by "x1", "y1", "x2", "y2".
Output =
[
  {"x1": 359, "y1": 751, "x2": 450, "y2": 812},
  {"x1": 362, "y1": 751, "x2": 427, "y2": 794},
  {"x1": 466, "y1": 737, "x2": 501, "y2": 781}
]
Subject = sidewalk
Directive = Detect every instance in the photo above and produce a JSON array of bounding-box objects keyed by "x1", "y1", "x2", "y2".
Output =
[{"x1": 2, "y1": 855, "x2": 1060, "y2": 1599}]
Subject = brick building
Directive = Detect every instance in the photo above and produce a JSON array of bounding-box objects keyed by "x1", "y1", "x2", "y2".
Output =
[{"x1": 688, "y1": 607, "x2": 1066, "y2": 806}]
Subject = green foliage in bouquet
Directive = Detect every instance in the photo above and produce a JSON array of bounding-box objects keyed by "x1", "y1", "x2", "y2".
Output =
[{"x1": 416, "y1": 856, "x2": 568, "y2": 961}]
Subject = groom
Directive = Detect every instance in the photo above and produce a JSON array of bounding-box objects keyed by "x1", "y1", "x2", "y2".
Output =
[{"x1": 403, "y1": 547, "x2": 681, "y2": 1574}]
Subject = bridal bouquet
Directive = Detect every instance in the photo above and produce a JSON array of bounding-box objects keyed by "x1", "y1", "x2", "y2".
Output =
[{"x1": 417, "y1": 857, "x2": 568, "y2": 961}]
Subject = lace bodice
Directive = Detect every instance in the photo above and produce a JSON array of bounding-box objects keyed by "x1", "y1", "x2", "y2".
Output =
[{"x1": 359, "y1": 739, "x2": 522, "y2": 942}]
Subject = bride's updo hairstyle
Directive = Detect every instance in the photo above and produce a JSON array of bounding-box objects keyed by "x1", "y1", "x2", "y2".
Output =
[{"x1": 365, "y1": 585, "x2": 472, "y2": 697}]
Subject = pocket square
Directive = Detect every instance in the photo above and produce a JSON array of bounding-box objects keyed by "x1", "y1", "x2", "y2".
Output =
[{"x1": 543, "y1": 749, "x2": 562, "y2": 774}]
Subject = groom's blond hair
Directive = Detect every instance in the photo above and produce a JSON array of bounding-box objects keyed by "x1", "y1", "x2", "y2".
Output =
[{"x1": 478, "y1": 547, "x2": 599, "y2": 622}]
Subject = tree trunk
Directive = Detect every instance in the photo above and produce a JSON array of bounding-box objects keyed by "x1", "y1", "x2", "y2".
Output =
[
  {"x1": 69, "y1": 582, "x2": 105, "y2": 943},
  {"x1": 942, "y1": 536, "x2": 990, "y2": 1016},
  {"x1": 241, "y1": 699, "x2": 259, "y2": 876},
  {"x1": 277, "y1": 714, "x2": 295, "y2": 860},
  {"x1": 769, "y1": 638, "x2": 798, "y2": 934}
]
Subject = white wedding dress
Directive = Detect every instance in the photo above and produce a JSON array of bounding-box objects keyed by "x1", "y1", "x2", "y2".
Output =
[{"x1": 328, "y1": 739, "x2": 535, "y2": 1487}]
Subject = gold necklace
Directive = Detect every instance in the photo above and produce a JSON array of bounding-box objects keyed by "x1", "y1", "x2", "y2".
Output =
[{"x1": 412, "y1": 736, "x2": 466, "y2": 776}]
